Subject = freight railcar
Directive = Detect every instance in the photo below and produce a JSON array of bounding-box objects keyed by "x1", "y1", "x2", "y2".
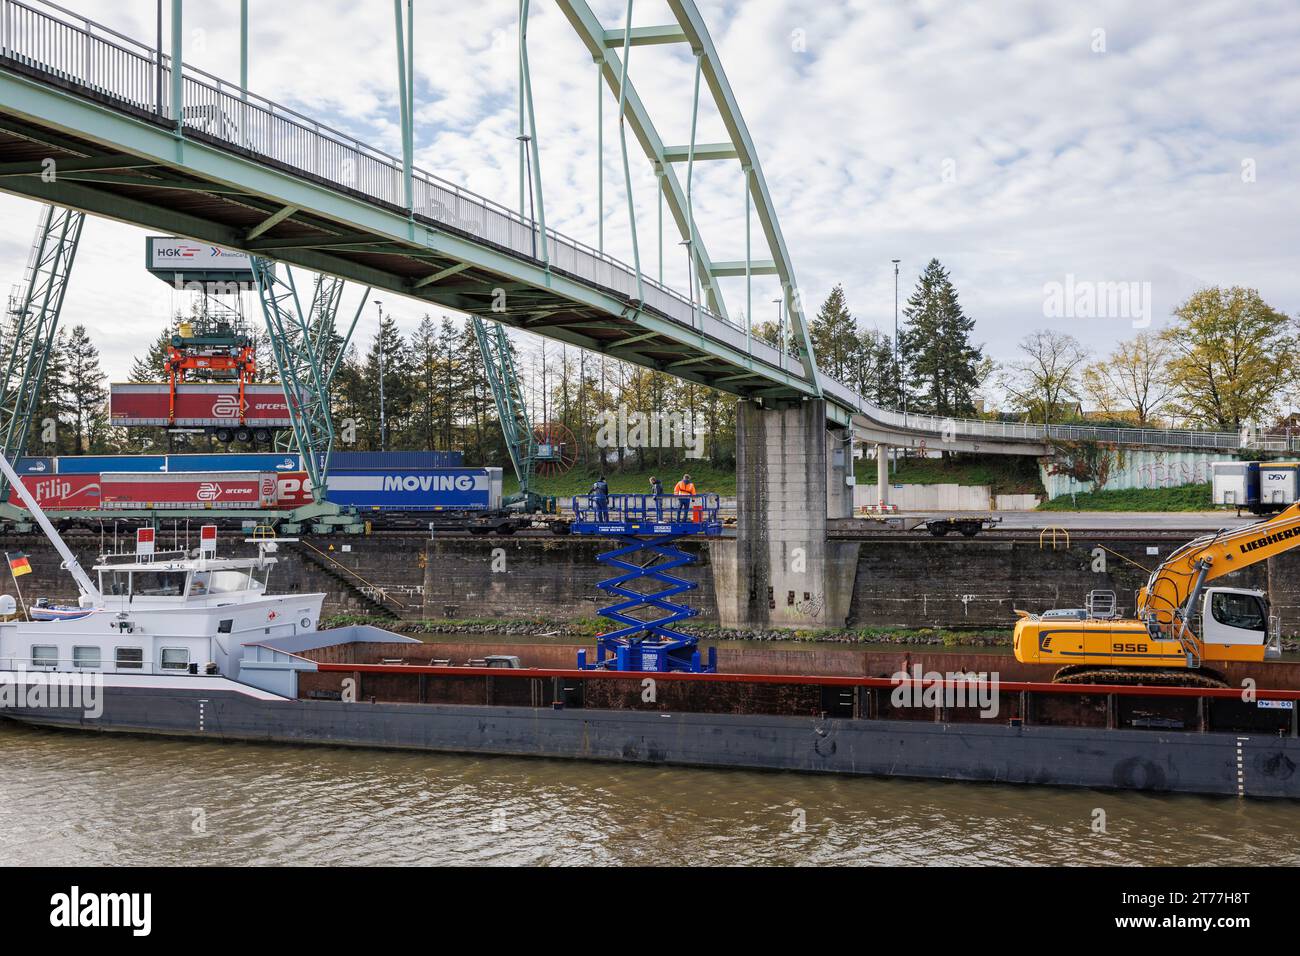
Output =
[{"x1": 13, "y1": 453, "x2": 547, "y2": 532}]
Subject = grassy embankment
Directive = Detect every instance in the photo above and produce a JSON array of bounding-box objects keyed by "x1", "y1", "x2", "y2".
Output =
[{"x1": 1035, "y1": 483, "x2": 1213, "y2": 512}]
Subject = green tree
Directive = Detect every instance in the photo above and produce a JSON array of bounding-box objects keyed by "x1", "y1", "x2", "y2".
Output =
[
  {"x1": 898, "y1": 259, "x2": 984, "y2": 417},
  {"x1": 361, "y1": 315, "x2": 414, "y2": 450},
  {"x1": 62, "y1": 324, "x2": 109, "y2": 452},
  {"x1": 1160, "y1": 286, "x2": 1294, "y2": 429},
  {"x1": 809, "y1": 284, "x2": 858, "y2": 380}
]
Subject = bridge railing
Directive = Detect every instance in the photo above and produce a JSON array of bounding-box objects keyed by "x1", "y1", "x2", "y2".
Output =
[
  {"x1": 820, "y1": 374, "x2": 1251, "y2": 450},
  {"x1": 1, "y1": 0, "x2": 764, "y2": 362}
]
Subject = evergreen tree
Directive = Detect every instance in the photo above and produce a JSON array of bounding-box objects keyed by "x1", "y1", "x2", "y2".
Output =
[
  {"x1": 809, "y1": 284, "x2": 858, "y2": 380},
  {"x1": 31, "y1": 328, "x2": 70, "y2": 455},
  {"x1": 129, "y1": 321, "x2": 177, "y2": 383},
  {"x1": 411, "y1": 315, "x2": 439, "y2": 450},
  {"x1": 361, "y1": 314, "x2": 414, "y2": 450},
  {"x1": 62, "y1": 324, "x2": 109, "y2": 453},
  {"x1": 898, "y1": 259, "x2": 983, "y2": 417}
]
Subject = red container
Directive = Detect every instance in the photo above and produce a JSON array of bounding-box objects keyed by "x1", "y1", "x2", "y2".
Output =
[
  {"x1": 99, "y1": 472, "x2": 277, "y2": 509},
  {"x1": 16, "y1": 473, "x2": 103, "y2": 511},
  {"x1": 109, "y1": 383, "x2": 293, "y2": 427},
  {"x1": 275, "y1": 471, "x2": 314, "y2": 507}
]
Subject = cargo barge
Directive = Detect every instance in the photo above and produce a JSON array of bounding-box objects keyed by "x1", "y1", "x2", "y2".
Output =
[{"x1": 4, "y1": 624, "x2": 1299, "y2": 799}]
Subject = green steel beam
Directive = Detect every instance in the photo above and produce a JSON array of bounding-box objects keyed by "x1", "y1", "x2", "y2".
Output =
[
  {"x1": 711, "y1": 259, "x2": 777, "y2": 277},
  {"x1": 246, "y1": 204, "x2": 300, "y2": 240},
  {"x1": 251, "y1": 259, "x2": 335, "y2": 502},
  {"x1": 662, "y1": 142, "x2": 739, "y2": 162},
  {"x1": 665, "y1": 0, "x2": 822, "y2": 392},
  {"x1": 0, "y1": 154, "x2": 156, "y2": 176},
  {"x1": 555, "y1": 0, "x2": 727, "y2": 320},
  {"x1": 472, "y1": 317, "x2": 537, "y2": 493},
  {"x1": 412, "y1": 262, "x2": 470, "y2": 288},
  {"x1": 0, "y1": 204, "x2": 83, "y2": 503},
  {"x1": 601, "y1": 25, "x2": 687, "y2": 47}
]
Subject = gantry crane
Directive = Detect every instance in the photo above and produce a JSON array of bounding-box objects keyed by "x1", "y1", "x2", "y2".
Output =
[
  {"x1": 0, "y1": 205, "x2": 84, "y2": 529},
  {"x1": 252, "y1": 259, "x2": 371, "y2": 532},
  {"x1": 471, "y1": 316, "x2": 571, "y2": 514},
  {"x1": 1015, "y1": 508, "x2": 1293, "y2": 685}
]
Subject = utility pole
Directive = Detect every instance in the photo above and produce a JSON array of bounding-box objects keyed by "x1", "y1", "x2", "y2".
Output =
[
  {"x1": 892, "y1": 258, "x2": 901, "y2": 473},
  {"x1": 375, "y1": 300, "x2": 388, "y2": 451}
]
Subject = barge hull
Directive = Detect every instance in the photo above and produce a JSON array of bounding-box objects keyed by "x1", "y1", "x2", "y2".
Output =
[{"x1": 4, "y1": 683, "x2": 1298, "y2": 798}]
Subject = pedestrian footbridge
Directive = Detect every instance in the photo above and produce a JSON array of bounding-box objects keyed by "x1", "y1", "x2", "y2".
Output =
[{"x1": 0, "y1": 0, "x2": 1263, "y2": 458}]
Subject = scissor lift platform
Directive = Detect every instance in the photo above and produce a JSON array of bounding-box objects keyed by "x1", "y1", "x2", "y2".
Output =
[{"x1": 570, "y1": 493, "x2": 722, "y2": 673}]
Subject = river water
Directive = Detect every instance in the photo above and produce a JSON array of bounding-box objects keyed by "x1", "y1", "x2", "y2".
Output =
[{"x1": 1, "y1": 722, "x2": 1297, "y2": 866}]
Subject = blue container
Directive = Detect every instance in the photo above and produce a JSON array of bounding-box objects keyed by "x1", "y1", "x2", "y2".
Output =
[
  {"x1": 325, "y1": 467, "x2": 500, "y2": 511},
  {"x1": 56, "y1": 455, "x2": 167, "y2": 474},
  {"x1": 15, "y1": 457, "x2": 53, "y2": 475},
  {"x1": 167, "y1": 452, "x2": 303, "y2": 473},
  {"x1": 328, "y1": 450, "x2": 463, "y2": 470}
]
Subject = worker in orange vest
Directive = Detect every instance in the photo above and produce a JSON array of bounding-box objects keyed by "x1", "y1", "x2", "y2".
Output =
[{"x1": 673, "y1": 473, "x2": 696, "y2": 521}]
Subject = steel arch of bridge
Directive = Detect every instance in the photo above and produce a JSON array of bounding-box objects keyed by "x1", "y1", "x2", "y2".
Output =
[{"x1": 548, "y1": 0, "x2": 821, "y2": 393}]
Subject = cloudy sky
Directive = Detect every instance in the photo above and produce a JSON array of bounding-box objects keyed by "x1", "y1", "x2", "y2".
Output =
[{"x1": 1, "y1": 0, "x2": 1297, "y2": 385}]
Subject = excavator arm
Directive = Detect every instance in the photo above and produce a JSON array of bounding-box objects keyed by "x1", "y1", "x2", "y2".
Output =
[{"x1": 1138, "y1": 501, "x2": 1300, "y2": 641}]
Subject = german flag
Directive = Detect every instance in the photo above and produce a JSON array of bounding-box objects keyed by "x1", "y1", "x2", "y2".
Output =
[{"x1": 6, "y1": 552, "x2": 31, "y2": 577}]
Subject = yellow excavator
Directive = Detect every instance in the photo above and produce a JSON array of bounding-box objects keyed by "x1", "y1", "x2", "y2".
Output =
[{"x1": 1014, "y1": 503, "x2": 1294, "y2": 686}]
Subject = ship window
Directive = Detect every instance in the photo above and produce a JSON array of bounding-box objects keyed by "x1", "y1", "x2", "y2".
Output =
[
  {"x1": 115, "y1": 647, "x2": 144, "y2": 670},
  {"x1": 103, "y1": 570, "x2": 131, "y2": 596},
  {"x1": 217, "y1": 619, "x2": 233, "y2": 634},
  {"x1": 30, "y1": 645, "x2": 56, "y2": 668},
  {"x1": 1211, "y1": 592, "x2": 1266, "y2": 632},
  {"x1": 207, "y1": 570, "x2": 253, "y2": 594},
  {"x1": 160, "y1": 647, "x2": 189, "y2": 670},
  {"x1": 133, "y1": 571, "x2": 186, "y2": 597},
  {"x1": 72, "y1": 646, "x2": 101, "y2": 668}
]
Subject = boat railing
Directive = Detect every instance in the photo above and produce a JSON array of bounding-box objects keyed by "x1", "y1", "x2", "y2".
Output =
[{"x1": 1, "y1": 656, "x2": 206, "y2": 676}]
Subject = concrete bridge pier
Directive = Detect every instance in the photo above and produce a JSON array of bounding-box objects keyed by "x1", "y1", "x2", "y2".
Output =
[
  {"x1": 711, "y1": 399, "x2": 860, "y2": 630},
  {"x1": 875, "y1": 444, "x2": 890, "y2": 509}
]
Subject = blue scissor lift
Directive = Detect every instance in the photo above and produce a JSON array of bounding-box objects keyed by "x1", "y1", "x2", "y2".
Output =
[{"x1": 570, "y1": 493, "x2": 723, "y2": 673}]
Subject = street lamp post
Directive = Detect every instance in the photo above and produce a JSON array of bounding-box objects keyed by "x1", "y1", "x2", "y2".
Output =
[
  {"x1": 891, "y1": 258, "x2": 901, "y2": 409},
  {"x1": 772, "y1": 296, "x2": 785, "y2": 372},
  {"x1": 375, "y1": 300, "x2": 388, "y2": 451},
  {"x1": 679, "y1": 239, "x2": 696, "y2": 329}
]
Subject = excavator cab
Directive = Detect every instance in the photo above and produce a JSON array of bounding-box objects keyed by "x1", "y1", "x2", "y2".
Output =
[{"x1": 1202, "y1": 587, "x2": 1280, "y2": 658}]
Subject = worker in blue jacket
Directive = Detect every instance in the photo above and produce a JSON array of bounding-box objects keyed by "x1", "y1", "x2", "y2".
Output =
[
  {"x1": 649, "y1": 476, "x2": 664, "y2": 519},
  {"x1": 591, "y1": 476, "x2": 610, "y2": 521}
]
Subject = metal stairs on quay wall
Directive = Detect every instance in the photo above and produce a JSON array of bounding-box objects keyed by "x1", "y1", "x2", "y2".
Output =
[{"x1": 289, "y1": 540, "x2": 404, "y2": 621}]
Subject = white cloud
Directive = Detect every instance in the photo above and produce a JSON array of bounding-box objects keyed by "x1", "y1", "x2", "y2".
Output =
[{"x1": 0, "y1": 0, "x2": 1296, "y2": 383}]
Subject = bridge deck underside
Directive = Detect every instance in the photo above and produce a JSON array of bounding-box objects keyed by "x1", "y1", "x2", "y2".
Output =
[{"x1": 0, "y1": 61, "x2": 816, "y2": 409}]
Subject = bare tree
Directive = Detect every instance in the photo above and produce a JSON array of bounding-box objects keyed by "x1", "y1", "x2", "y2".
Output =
[
  {"x1": 1081, "y1": 332, "x2": 1174, "y2": 426},
  {"x1": 1001, "y1": 329, "x2": 1090, "y2": 425}
]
